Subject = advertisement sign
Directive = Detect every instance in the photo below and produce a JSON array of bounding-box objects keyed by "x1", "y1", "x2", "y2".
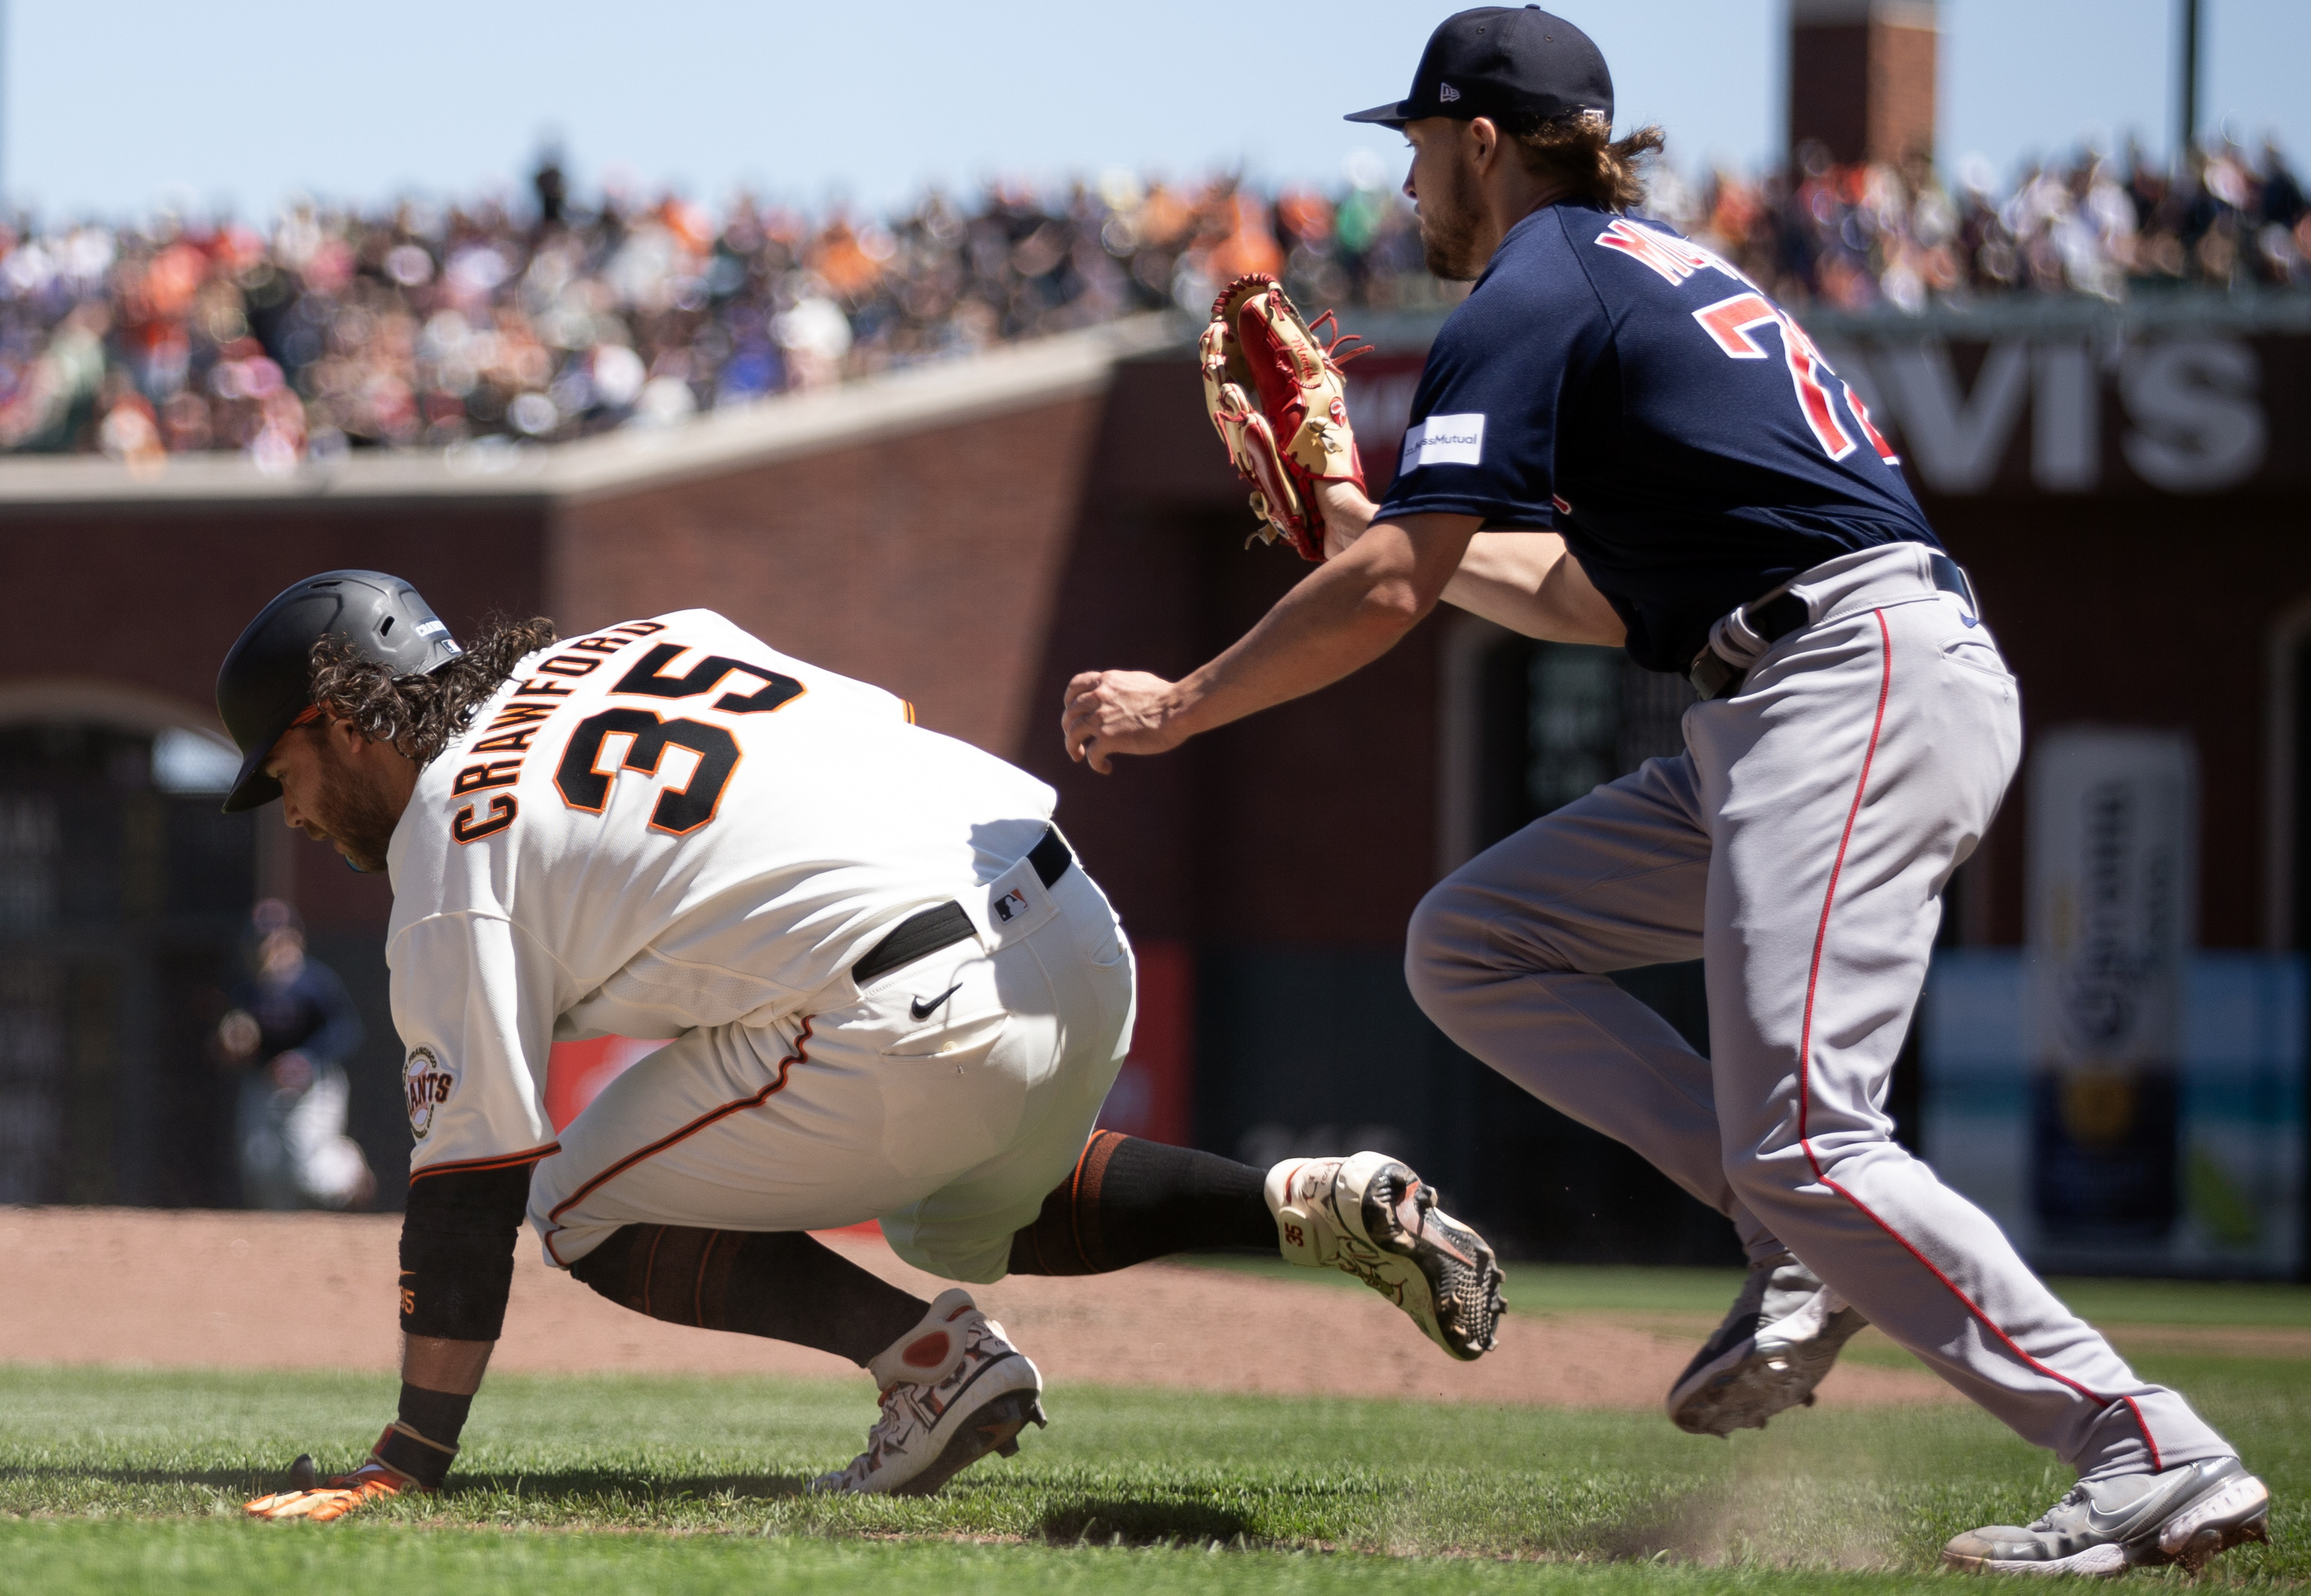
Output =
[
  {"x1": 2025, "y1": 728, "x2": 2196, "y2": 1251},
  {"x1": 1922, "y1": 952, "x2": 2303, "y2": 1278},
  {"x1": 1920, "y1": 727, "x2": 2303, "y2": 1276}
]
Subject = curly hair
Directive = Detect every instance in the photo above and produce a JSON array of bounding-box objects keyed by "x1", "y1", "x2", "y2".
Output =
[
  {"x1": 1506, "y1": 113, "x2": 1666, "y2": 215},
  {"x1": 307, "y1": 615, "x2": 560, "y2": 765}
]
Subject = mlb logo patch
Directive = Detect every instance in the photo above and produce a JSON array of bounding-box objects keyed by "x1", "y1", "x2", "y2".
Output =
[{"x1": 993, "y1": 887, "x2": 1029, "y2": 923}]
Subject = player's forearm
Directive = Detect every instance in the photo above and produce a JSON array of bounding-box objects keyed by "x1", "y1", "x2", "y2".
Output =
[
  {"x1": 1442, "y1": 532, "x2": 1627, "y2": 645},
  {"x1": 402, "y1": 1333, "x2": 496, "y2": 1395},
  {"x1": 1166, "y1": 517, "x2": 1469, "y2": 738}
]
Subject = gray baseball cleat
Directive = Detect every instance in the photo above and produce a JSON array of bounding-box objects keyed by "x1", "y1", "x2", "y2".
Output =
[
  {"x1": 1941, "y1": 1456, "x2": 2270, "y2": 1576},
  {"x1": 1667, "y1": 1251, "x2": 1868, "y2": 1436}
]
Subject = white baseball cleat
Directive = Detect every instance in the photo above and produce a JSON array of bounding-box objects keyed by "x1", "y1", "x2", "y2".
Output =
[
  {"x1": 810, "y1": 1288, "x2": 1047, "y2": 1497},
  {"x1": 1941, "y1": 1456, "x2": 2270, "y2": 1576},
  {"x1": 1667, "y1": 1252, "x2": 1868, "y2": 1436},
  {"x1": 1266, "y1": 1151, "x2": 1504, "y2": 1361}
]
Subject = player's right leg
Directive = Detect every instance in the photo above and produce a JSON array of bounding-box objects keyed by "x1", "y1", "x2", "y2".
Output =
[{"x1": 1405, "y1": 754, "x2": 1858, "y2": 1423}]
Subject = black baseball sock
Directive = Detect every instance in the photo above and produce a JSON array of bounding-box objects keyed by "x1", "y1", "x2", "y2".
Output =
[
  {"x1": 569, "y1": 1226, "x2": 929, "y2": 1366},
  {"x1": 1007, "y1": 1130, "x2": 1276, "y2": 1275}
]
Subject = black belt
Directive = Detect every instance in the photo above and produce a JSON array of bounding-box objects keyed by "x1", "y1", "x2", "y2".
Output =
[
  {"x1": 851, "y1": 826, "x2": 1073, "y2": 986},
  {"x1": 1688, "y1": 551, "x2": 1974, "y2": 701}
]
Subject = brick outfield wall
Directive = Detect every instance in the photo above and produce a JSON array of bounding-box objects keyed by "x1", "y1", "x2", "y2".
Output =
[{"x1": 547, "y1": 393, "x2": 1108, "y2": 765}]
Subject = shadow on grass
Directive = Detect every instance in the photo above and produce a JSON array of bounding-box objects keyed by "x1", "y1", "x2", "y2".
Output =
[
  {"x1": 0, "y1": 1464, "x2": 818, "y2": 1504},
  {"x1": 0, "y1": 1465, "x2": 272, "y2": 1492},
  {"x1": 454, "y1": 1468, "x2": 817, "y2": 1503},
  {"x1": 1039, "y1": 1498, "x2": 1260, "y2": 1548}
]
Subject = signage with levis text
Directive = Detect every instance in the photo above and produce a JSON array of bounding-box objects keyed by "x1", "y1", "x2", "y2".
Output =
[{"x1": 1345, "y1": 298, "x2": 2309, "y2": 500}]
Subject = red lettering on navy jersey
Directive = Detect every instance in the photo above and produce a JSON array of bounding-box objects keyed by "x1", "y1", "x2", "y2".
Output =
[
  {"x1": 1594, "y1": 218, "x2": 1717, "y2": 285},
  {"x1": 1691, "y1": 292, "x2": 1857, "y2": 461}
]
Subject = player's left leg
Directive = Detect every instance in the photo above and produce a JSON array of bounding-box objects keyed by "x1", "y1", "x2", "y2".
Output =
[
  {"x1": 997, "y1": 1131, "x2": 1504, "y2": 1361},
  {"x1": 878, "y1": 854, "x2": 1503, "y2": 1360},
  {"x1": 1696, "y1": 557, "x2": 2261, "y2": 1572}
]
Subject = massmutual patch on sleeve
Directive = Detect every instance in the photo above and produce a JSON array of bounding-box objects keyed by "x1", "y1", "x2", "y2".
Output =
[{"x1": 1399, "y1": 412, "x2": 1486, "y2": 471}]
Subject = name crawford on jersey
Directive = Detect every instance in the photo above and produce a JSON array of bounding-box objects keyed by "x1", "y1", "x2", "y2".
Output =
[{"x1": 387, "y1": 608, "x2": 1056, "y2": 1177}]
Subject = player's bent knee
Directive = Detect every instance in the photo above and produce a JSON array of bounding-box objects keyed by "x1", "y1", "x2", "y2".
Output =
[
  {"x1": 1723, "y1": 1135, "x2": 1900, "y2": 1211},
  {"x1": 1404, "y1": 881, "x2": 1478, "y2": 1013},
  {"x1": 1406, "y1": 877, "x2": 1574, "y2": 1020}
]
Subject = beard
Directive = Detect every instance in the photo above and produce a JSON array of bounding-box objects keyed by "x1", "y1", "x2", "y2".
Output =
[
  {"x1": 1419, "y1": 155, "x2": 1488, "y2": 281},
  {"x1": 307, "y1": 739, "x2": 402, "y2": 874}
]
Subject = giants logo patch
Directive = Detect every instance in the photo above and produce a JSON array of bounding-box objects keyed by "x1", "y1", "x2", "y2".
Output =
[{"x1": 403, "y1": 1047, "x2": 456, "y2": 1139}]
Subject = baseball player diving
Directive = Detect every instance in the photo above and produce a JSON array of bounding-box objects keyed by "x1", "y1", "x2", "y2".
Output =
[
  {"x1": 219, "y1": 571, "x2": 1506, "y2": 1520},
  {"x1": 1062, "y1": 7, "x2": 2268, "y2": 1577}
]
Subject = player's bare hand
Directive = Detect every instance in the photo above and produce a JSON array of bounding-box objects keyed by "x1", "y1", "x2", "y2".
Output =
[
  {"x1": 1318, "y1": 480, "x2": 1378, "y2": 560},
  {"x1": 1062, "y1": 671, "x2": 1188, "y2": 774}
]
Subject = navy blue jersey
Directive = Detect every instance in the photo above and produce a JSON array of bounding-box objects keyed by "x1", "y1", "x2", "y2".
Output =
[{"x1": 1378, "y1": 204, "x2": 1939, "y2": 673}]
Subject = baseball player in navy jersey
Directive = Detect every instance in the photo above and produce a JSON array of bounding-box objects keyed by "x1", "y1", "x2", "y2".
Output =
[
  {"x1": 218, "y1": 573, "x2": 1503, "y2": 1522},
  {"x1": 1063, "y1": 8, "x2": 2267, "y2": 1575}
]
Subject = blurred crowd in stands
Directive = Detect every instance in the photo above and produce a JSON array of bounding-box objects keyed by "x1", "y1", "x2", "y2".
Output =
[
  {"x1": 1664, "y1": 135, "x2": 2310, "y2": 315},
  {"x1": 1, "y1": 135, "x2": 2304, "y2": 463}
]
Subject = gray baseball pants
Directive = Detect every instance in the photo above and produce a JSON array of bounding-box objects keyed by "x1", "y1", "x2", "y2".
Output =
[{"x1": 1407, "y1": 542, "x2": 2229, "y2": 1481}]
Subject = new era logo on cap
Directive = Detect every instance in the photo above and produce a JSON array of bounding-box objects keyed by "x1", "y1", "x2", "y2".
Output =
[{"x1": 1342, "y1": 7, "x2": 1613, "y2": 131}]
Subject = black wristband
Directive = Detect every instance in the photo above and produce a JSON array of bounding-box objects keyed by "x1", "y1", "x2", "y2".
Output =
[
  {"x1": 373, "y1": 1421, "x2": 457, "y2": 1491},
  {"x1": 396, "y1": 1383, "x2": 474, "y2": 1451}
]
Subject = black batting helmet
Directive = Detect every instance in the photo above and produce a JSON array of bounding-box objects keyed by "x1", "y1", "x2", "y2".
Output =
[{"x1": 215, "y1": 570, "x2": 463, "y2": 814}]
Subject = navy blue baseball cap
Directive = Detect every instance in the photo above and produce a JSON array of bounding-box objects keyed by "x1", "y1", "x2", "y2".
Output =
[{"x1": 1345, "y1": 7, "x2": 1613, "y2": 130}]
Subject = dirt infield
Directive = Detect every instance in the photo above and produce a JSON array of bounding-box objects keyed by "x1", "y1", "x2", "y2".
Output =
[{"x1": 0, "y1": 1207, "x2": 1958, "y2": 1410}]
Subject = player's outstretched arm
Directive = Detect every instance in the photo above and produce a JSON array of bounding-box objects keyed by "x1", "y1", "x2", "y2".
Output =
[{"x1": 1063, "y1": 510, "x2": 1480, "y2": 772}]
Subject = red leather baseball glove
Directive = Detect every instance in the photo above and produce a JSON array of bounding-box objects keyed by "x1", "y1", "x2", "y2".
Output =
[{"x1": 1199, "y1": 274, "x2": 1369, "y2": 562}]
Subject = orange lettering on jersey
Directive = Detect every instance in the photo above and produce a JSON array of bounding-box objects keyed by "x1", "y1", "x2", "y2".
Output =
[
  {"x1": 484, "y1": 702, "x2": 557, "y2": 730},
  {"x1": 511, "y1": 677, "x2": 575, "y2": 699},
  {"x1": 452, "y1": 760, "x2": 523, "y2": 795},
  {"x1": 570, "y1": 635, "x2": 638, "y2": 655},
  {"x1": 471, "y1": 725, "x2": 541, "y2": 754}
]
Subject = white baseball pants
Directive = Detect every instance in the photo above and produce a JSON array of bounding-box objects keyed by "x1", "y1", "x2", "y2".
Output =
[
  {"x1": 1408, "y1": 543, "x2": 2230, "y2": 1480},
  {"x1": 530, "y1": 842, "x2": 1134, "y2": 1284}
]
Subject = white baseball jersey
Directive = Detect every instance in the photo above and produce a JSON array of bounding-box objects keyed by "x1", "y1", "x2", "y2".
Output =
[{"x1": 385, "y1": 609, "x2": 1056, "y2": 1178}]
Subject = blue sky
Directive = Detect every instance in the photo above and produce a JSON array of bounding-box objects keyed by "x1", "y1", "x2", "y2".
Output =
[{"x1": 9, "y1": 1, "x2": 2307, "y2": 220}]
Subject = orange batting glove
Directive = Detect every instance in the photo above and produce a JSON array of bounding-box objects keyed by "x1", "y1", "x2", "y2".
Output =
[{"x1": 243, "y1": 1427, "x2": 437, "y2": 1521}]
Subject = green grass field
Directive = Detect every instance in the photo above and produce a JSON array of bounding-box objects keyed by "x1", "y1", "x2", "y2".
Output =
[{"x1": 4, "y1": 1268, "x2": 2305, "y2": 1593}]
